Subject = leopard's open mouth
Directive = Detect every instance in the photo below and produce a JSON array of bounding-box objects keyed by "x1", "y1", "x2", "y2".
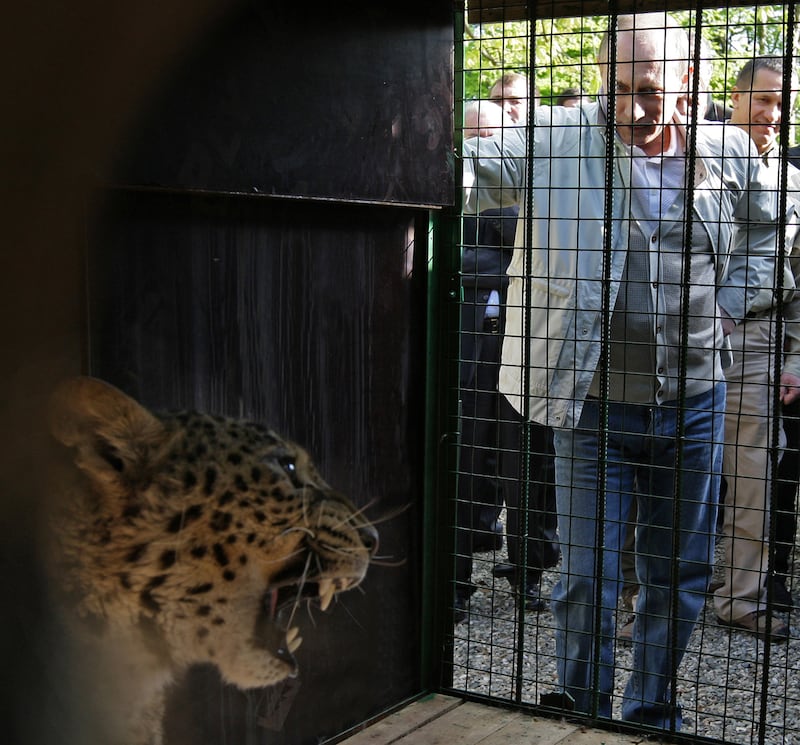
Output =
[
  {"x1": 258, "y1": 518, "x2": 376, "y2": 670},
  {"x1": 260, "y1": 561, "x2": 358, "y2": 670}
]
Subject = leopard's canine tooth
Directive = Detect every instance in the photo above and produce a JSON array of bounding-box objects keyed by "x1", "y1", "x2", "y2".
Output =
[
  {"x1": 287, "y1": 634, "x2": 303, "y2": 653},
  {"x1": 318, "y1": 578, "x2": 335, "y2": 611}
]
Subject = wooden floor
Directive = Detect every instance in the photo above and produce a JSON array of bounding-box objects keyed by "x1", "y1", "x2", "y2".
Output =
[{"x1": 339, "y1": 694, "x2": 664, "y2": 745}]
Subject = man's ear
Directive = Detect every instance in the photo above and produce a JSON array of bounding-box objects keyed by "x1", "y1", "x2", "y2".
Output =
[
  {"x1": 730, "y1": 88, "x2": 741, "y2": 111},
  {"x1": 683, "y1": 65, "x2": 691, "y2": 89}
]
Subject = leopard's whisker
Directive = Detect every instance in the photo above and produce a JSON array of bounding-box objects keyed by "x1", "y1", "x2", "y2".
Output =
[
  {"x1": 343, "y1": 497, "x2": 380, "y2": 521},
  {"x1": 285, "y1": 552, "x2": 314, "y2": 630},
  {"x1": 331, "y1": 499, "x2": 409, "y2": 530},
  {"x1": 326, "y1": 499, "x2": 403, "y2": 534},
  {"x1": 335, "y1": 597, "x2": 366, "y2": 632},
  {"x1": 355, "y1": 501, "x2": 410, "y2": 527},
  {"x1": 325, "y1": 499, "x2": 375, "y2": 529},
  {"x1": 369, "y1": 556, "x2": 407, "y2": 568},
  {"x1": 280, "y1": 526, "x2": 316, "y2": 540},
  {"x1": 316, "y1": 541, "x2": 403, "y2": 565},
  {"x1": 304, "y1": 598, "x2": 319, "y2": 627},
  {"x1": 369, "y1": 505, "x2": 411, "y2": 526},
  {"x1": 318, "y1": 544, "x2": 365, "y2": 557},
  {"x1": 253, "y1": 545, "x2": 309, "y2": 567}
]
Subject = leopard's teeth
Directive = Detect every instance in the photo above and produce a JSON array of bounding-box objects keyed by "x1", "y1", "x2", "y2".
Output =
[
  {"x1": 286, "y1": 626, "x2": 300, "y2": 645},
  {"x1": 287, "y1": 634, "x2": 303, "y2": 654},
  {"x1": 319, "y1": 578, "x2": 335, "y2": 612}
]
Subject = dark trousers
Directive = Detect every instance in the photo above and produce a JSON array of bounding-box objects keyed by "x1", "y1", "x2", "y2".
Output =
[
  {"x1": 455, "y1": 321, "x2": 504, "y2": 595},
  {"x1": 455, "y1": 391, "x2": 559, "y2": 593},
  {"x1": 775, "y1": 398, "x2": 800, "y2": 582},
  {"x1": 498, "y1": 395, "x2": 560, "y2": 585}
]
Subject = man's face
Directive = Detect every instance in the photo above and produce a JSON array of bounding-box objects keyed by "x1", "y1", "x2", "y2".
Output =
[
  {"x1": 490, "y1": 79, "x2": 528, "y2": 123},
  {"x1": 464, "y1": 102, "x2": 507, "y2": 139},
  {"x1": 729, "y1": 67, "x2": 783, "y2": 155},
  {"x1": 603, "y1": 31, "x2": 686, "y2": 156}
]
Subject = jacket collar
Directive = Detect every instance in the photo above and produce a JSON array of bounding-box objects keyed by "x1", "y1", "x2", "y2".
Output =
[{"x1": 591, "y1": 99, "x2": 709, "y2": 184}]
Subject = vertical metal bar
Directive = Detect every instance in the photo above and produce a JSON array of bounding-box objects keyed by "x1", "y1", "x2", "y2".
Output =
[
  {"x1": 759, "y1": 5, "x2": 797, "y2": 739},
  {"x1": 592, "y1": 4, "x2": 619, "y2": 721},
  {"x1": 664, "y1": 9, "x2": 704, "y2": 733},
  {"x1": 421, "y1": 7, "x2": 464, "y2": 693},
  {"x1": 512, "y1": 11, "x2": 536, "y2": 707}
]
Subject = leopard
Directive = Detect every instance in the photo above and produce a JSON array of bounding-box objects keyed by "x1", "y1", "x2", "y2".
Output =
[{"x1": 45, "y1": 376, "x2": 378, "y2": 745}]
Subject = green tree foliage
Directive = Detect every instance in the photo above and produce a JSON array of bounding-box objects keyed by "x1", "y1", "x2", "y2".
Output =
[
  {"x1": 462, "y1": 20, "x2": 531, "y2": 100},
  {"x1": 691, "y1": 6, "x2": 798, "y2": 97},
  {"x1": 463, "y1": 5, "x2": 799, "y2": 122},
  {"x1": 463, "y1": 18, "x2": 606, "y2": 103}
]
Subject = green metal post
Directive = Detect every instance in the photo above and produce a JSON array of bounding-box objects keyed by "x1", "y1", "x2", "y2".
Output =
[{"x1": 419, "y1": 5, "x2": 465, "y2": 695}]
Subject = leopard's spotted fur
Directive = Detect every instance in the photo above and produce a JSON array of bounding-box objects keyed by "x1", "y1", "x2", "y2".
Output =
[{"x1": 46, "y1": 377, "x2": 377, "y2": 745}]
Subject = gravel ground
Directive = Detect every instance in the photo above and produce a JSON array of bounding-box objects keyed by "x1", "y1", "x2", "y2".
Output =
[{"x1": 450, "y1": 540, "x2": 800, "y2": 745}]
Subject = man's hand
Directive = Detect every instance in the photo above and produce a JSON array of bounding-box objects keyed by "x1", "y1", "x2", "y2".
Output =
[
  {"x1": 780, "y1": 372, "x2": 800, "y2": 405},
  {"x1": 720, "y1": 314, "x2": 736, "y2": 337}
]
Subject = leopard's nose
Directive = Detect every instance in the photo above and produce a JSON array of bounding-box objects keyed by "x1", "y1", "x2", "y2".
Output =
[{"x1": 359, "y1": 524, "x2": 379, "y2": 556}]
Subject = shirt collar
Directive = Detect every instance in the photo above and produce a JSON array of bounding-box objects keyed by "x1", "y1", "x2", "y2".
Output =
[{"x1": 623, "y1": 123, "x2": 683, "y2": 160}]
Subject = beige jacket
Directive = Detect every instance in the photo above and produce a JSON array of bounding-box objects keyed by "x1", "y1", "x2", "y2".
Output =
[{"x1": 463, "y1": 103, "x2": 780, "y2": 427}]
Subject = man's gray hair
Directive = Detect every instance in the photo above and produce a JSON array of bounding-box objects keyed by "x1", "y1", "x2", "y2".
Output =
[{"x1": 598, "y1": 13, "x2": 690, "y2": 77}]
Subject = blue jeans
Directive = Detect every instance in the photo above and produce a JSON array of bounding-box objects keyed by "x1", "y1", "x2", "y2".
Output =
[{"x1": 550, "y1": 383, "x2": 725, "y2": 730}]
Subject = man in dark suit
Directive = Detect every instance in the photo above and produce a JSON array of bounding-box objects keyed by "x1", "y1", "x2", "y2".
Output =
[
  {"x1": 454, "y1": 201, "x2": 517, "y2": 618},
  {"x1": 772, "y1": 144, "x2": 800, "y2": 611},
  {"x1": 454, "y1": 100, "x2": 560, "y2": 622}
]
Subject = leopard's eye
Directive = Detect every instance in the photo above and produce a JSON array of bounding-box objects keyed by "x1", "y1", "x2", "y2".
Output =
[
  {"x1": 264, "y1": 452, "x2": 302, "y2": 487},
  {"x1": 279, "y1": 456, "x2": 296, "y2": 475}
]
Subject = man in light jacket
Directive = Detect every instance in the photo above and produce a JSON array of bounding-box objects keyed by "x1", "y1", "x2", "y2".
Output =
[
  {"x1": 462, "y1": 13, "x2": 779, "y2": 730},
  {"x1": 713, "y1": 55, "x2": 800, "y2": 641}
]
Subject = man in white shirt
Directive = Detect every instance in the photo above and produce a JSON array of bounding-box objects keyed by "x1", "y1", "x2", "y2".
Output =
[{"x1": 462, "y1": 13, "x2": 778, "y2": 729}]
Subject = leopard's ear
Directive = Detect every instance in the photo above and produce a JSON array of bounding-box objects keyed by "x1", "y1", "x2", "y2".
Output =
[{"x1": 50, "y1": 377, "x2": 168, "y2": 486}]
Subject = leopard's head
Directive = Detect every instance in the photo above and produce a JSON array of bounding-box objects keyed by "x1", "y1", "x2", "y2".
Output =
[{"x1": 48, "y1": 376, "x2": 378, "y2": 689}]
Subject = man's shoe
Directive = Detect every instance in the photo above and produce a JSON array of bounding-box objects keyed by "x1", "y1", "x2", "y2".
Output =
[
  {"x1": 717, "y1": 612, "x2": 789, "y2": 643},
  {"x1": 523, "y1": 583, "x2": 547, "y2": 612},
  {"x1": 620, "y1": 584, "x2": 638, "y2": 613},
  {"x1": 491, "y1": 562, "x2": 517, "y2": 580},
  {"x1": 453, "y1": 581, "x2": 478, "y2": 624},
  {"x1": 453, "y1": 593, "x2": 470, "y2": 624},
  {"x1": 771, "y1": 578, "x2": 795, "y2": 613},
  {"x1": 491, "y1": 564, "x2": 546, "y2": 611},
  {"x1": 472, "y1": 520, "x2": 504, "y2": 552},
  {"x1": 453, "y1": 599, "x2": 467, "y2": 624},
  {"x1": 617, "y1": 614, "x2": 635, "y2": 643}
]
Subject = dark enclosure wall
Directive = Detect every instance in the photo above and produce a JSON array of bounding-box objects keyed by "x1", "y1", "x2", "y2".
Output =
[
  {"x1": 90, "y1": 192, "x2": 429, "y2": 744},
  {"x1": 2, "y1": 4, "x2": 241, "y2": 745},
  {"x1": 80, "y1": 0, "x2": 453, "y2": 743},
  {"x1": 113, "y1": 3, "x2": 454, "y2": 206}
]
